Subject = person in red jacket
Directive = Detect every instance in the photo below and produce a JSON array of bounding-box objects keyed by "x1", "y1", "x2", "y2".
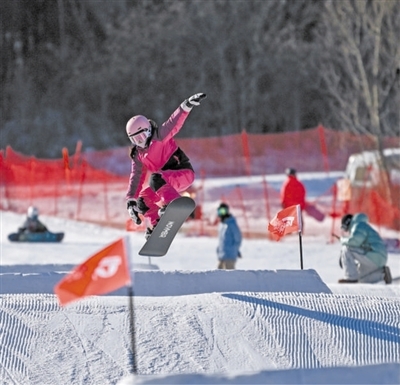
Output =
[
  {"x1": 280, "y1": 168, "x2": 306, "y2": 209},
  {"x1": 280, "y1": 168, "x2": 307, "y2": 230},
  {"x1": 125, "y1": 93, "x2": 206, "y2": 239}
]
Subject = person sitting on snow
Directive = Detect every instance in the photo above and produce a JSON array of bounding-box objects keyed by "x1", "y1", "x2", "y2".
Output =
[
  {"x1": 338, "y1": 213, "x2": 392, "y2": 284},
  {"x1": 19, "y1": 206, "x2": 48, "y2": 233}
]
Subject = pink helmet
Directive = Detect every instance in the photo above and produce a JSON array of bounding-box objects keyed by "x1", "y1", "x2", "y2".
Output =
[{"x1": 126, "y1": 115, "x2": 152, "y2": 148}]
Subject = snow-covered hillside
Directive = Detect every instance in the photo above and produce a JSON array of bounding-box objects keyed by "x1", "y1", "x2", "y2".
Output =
[
  {"x1": 1, "y1": 289, "x2": 399, "y2": 384},
  {"x1": 1, "y1": 173, "x2": 399, "y2": 384}
]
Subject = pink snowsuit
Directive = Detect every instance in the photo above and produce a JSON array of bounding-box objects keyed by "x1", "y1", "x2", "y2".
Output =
[{"x1": 126, "y1": 104, "x2": 195, "y2": 226}]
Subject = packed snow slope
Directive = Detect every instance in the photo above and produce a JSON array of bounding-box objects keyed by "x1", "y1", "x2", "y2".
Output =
[
  {"x1": 1, "y1": 172, "x2": 400, "y2": 385},
  {"x1": 1, "y1": 291, "x2": 399, "y2": 385}
]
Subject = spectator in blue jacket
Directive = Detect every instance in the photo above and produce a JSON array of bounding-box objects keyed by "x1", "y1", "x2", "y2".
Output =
[
  {"x1": 216, "y1": 203, "x2": 242, "y2": 270},
  {"x1": 339, "y1": 213, "x2": 391, "y2": 284}
]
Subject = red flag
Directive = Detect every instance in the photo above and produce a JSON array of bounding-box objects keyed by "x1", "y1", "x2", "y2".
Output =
[
  {"x1": 54, "y1": 237, "x2": 131, "y2": 306},
  {"x1": 268, "y1": 205, "x2": 301, "y2": 241}
]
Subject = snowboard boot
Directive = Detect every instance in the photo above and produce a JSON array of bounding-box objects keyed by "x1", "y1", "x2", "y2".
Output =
[
  {"x1": 145, "y1": 217, "x2": 161, "y2": 240},
  {"x1": 145, "y1": 227, "x2": 154, "y2": 240},
  {"x1": 158, "y1": 205, "x2": 168, "y2": 218},
  {"x1": 383, "y1": 266, "x2": 392, "y2": 284}
]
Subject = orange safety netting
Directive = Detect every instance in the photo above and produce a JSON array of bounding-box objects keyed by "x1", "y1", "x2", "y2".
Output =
[
  {"x1": 63, "y1": 126, "x2": 399, "y2": 177},
  {"x1": 174, "y1": 125, "x2": 398, "y2": 176},
  {"x1": 1, "y1": 126, "x2": 399, "y2": 235}
]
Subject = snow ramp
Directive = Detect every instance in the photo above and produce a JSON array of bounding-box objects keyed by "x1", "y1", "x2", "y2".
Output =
[
  {"x1": 0, "y1": 269, "x2": 331, "y2": 295},
  {"x1": 0, "y1": 292, "x2": 399, "y2": 384}
]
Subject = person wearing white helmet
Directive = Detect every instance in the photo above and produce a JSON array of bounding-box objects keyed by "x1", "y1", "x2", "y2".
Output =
[
  {"x1": 19, "y1": 206, "x2": 48, "y2": 233},
  {"x1": 126, "y1": 93, "x2": 207, "y2": 239}
]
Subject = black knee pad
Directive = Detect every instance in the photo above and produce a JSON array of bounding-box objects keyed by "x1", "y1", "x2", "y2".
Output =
[
  {"x1": 149, "y1": 173, "x2": 166, "y2": 192},
  {"x1": 136, "y1": 197, "x2": 149, "y2": 214}
]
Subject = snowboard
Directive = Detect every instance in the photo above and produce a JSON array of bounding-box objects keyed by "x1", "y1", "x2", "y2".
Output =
[
  {"x1": 138, "y1": 196, "x2": 195, "y2": 257},
  {"x1": 304, "y1": 202, "x2": 325, "y2": 222},
  {"x1": 8, "y1": 231, "x2": 64, "y2": 243}
]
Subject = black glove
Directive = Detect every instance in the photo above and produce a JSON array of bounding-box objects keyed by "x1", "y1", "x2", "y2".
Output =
[
  {"x1": 238, "y1": 251, "x2": 242, "y2": 258},
  {"x1": 127, "y1": 200, "x2": 142, "y2": 225},
  {"x1": 184, "y1": 93, "x2": 207, "y2": 108}
]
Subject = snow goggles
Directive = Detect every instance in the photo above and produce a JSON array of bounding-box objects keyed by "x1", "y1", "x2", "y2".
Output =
[
  {"x1": 217, "y1": 206, "x2": 229, "y2": 216},
  {"x1": 128, "y1": 128, "x2": 150, "y2": 147}
]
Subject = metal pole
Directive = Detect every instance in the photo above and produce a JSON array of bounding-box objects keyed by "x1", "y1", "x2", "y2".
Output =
[
  {"x1": 124, "y1": 236, "x2": 137, "y2": 374},
  {"x1": 127, "y1": 285, "x2": 137, "y2": 374},
  {"x1": 298, "y1": 231, "x2": 304, "y2": 270},
  {"x1": 297, "y1": 205, "x2": 304, "y2": 270}
]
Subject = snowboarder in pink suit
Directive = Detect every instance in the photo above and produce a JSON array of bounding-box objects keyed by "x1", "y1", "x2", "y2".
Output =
[{"x1": 126, "y1": 93, "x2": 206, "y2": 239}]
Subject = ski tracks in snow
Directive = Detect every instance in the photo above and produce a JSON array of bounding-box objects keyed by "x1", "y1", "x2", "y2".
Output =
[
  {"x1": 0, "y1": 292, "x2": 399, "y2": 383},
  {"x1": 222, "y1": 292, "x2": 400, "y2": 369},
  {"x1": 0, "y1": 295, "x2": 130, "y2": 384}
]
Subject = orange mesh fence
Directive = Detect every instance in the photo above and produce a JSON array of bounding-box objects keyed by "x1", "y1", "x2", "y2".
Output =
[
  {"x1": 1, "y1": 146, "x2": 127, "y2": 225},
  {"x1": 68, "y1": 126, "x2": 399, "y2": 177},
  {"x1": 188, "y1": 175, "x2": 340, "y2": 239},
  {"x1": 1, "y1": 126, "x2": 399, "y2": 235},
  {"x1": 174, "y1": 126, "x2": 398, "y2": 176},
  {"x1": 349, "y1": 185, "x2": 400, "y2": 231}
]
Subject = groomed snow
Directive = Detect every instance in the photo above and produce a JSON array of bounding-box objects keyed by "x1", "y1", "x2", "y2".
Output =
[{"x1": 1, "y1": 174, "x2": 399, "y2": 384}]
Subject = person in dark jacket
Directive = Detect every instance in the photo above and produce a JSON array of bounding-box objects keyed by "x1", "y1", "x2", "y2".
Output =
[
  {"x1": 19, "y1": 206, "x2": 48, "y2": 233},
  {"x1": 216, "y1": 203, "x2": 242, "y2": 270},
  {"x1": 338, "y1": 213, "x2": 392, "y2": 284}
]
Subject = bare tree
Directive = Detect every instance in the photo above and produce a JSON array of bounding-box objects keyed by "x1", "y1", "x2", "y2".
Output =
[
  {"x1": 317, "y1": 0, "x2": 399, "y2": 136},
  {"x1": 316, "y1": 0, "x2": 400, "y2": 203},
  {"x1": 2, "y1": 0, "x2": 398, "y2": 159}
]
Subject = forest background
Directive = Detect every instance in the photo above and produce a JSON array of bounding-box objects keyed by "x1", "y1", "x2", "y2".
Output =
[{"x1": 1, "y1": 0, "x2": 399, "y2": 159}]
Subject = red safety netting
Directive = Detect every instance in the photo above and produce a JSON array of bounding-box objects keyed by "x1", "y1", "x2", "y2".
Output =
[
  {"x1": 174, "y1": 126, "x2": 399, "y2": 176},
  {"x1": 1, "y1": 145, "x2": 127, "y2": 224},
  {"x1": 1, "y1": 126, "x2": 399, "y2": 235},
  {"x1": 78, "y1": 126, "x2": 398, "y2": 177}
]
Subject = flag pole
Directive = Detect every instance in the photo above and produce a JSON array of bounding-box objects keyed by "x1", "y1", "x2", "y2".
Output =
[
  {"x1": 297, "y1": 205, "x2": 304, "y2": 270},
  {"x1": 127, "y1": 285, "x2": 137, "y2": 374},
  {"x1": 124, "y1": 236, "x2": 138, "y2": 375},
  {"x1": 298, "y1": 232, "x2": 304, "y2": 270}
]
